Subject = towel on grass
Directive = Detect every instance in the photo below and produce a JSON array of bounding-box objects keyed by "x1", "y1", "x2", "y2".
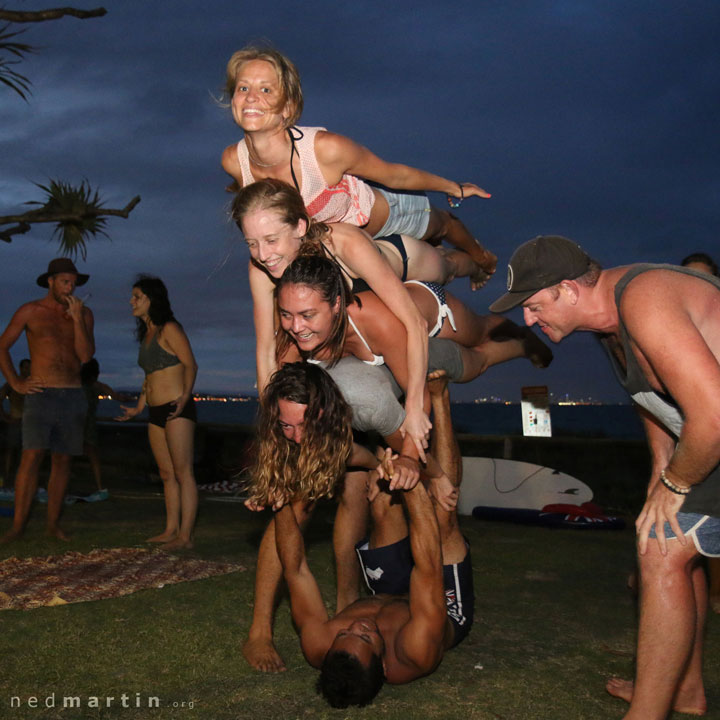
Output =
[{"x1": 0, "y1": 547, "x2": 245, "y2": 610}]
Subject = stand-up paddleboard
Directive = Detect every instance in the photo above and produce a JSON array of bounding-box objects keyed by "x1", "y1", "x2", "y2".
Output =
[{"x1": 458, "y1": 457, "x2": 592, "y2": 516}]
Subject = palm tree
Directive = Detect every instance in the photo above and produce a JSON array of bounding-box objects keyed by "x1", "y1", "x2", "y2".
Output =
[
  {"x1": 0, "y1": 23, "x2": 33, "y2": 100},
  {"x1": 28, "y1": 181, "x2": 110, "y2": 260},
  {"x1": 1, "y1": 7, "x2": 139, "y2": 254},
  {"x1": 0, "y1": 7, "x2": 106, "y2": 99},
  {"x1": 0, "y1": 180, "x2": 140, "y2": 256}
]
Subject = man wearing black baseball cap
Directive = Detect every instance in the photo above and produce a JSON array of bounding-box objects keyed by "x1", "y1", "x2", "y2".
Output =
[
  {"x1": 491, "y1": 235, "x2": 720, "y2": 718},
  {"x1": 0, "y1": 258, "x2": 94, "y2": 543}
]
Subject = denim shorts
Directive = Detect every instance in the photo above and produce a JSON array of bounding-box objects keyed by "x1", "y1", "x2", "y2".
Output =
[
  {"x1": 23, "y1": 387, "x2": 87, "y2": 455},
  {"x1": 649, "y1": 512, "x2": 720, "y2": 557},
  {"x1": 372, "y1": 188, "x2": 431, "y2": 240}
]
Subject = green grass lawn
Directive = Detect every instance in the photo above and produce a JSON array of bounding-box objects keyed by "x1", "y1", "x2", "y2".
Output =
[{"x1": 1, "y1": 462, "x2": 718, "y2": 720}]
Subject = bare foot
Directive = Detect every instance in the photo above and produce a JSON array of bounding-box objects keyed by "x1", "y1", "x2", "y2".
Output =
[
  {"x1": 465, "y1": 245, "x2": 497, "y2": 290},
  {"x1": 147, "y1": 531, "x2": 178, "y2": 543},
  {"x1": 427, "y1": 369, "x2": 449, "y2": 394},
  {"x1": 0, "y1": 528, "x2": 24, "y2": 544},
  {"x1": 459, "y1": 234, "x2": 497, "y2": 275},
  {"x1": 477, "y1": 247, "x2": 498, "y2": 276},
  {"x1": 470, "y1": 265, "x2": 491, "y2": 291},
  {"x1": 243, "y1": 634, "x2": 287, "y2": 673},
  {"x1": 522, "y1": 328, "x2": 553, "y2": 368},
  {"x1": 47, "y1": 526, "x2": 70, "y2": 541},
  {"x1": 160, "y1": 536, "x2": 193, "y2": 551},
  {"x1": 606, "y1": 677, "x2": 707, "y2": 715}
]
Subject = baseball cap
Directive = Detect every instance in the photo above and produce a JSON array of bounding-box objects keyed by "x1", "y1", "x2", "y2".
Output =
[{"x1": 489, "y1": 235, "x2": 591, "y2": 313}]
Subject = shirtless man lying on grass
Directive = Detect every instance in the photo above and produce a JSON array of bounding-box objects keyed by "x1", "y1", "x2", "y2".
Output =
[{"x1": 272, "y1": 373, "x2": 473, "y2": 707}]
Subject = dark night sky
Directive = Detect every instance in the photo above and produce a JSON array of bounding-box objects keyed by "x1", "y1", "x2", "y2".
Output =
[{"x1": 2, "y1": 1, "x2": 719, "y2": 403}]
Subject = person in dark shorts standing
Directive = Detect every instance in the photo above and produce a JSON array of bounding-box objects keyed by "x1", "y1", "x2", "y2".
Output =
[
  {"x1": 0, "y1": 259, "x2": 95, "y2": 542},
  {"x1": 116, "y1": 275, "x2": 198, "y2": 550}
]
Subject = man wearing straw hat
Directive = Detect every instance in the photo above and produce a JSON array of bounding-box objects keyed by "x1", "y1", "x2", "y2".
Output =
[
  {"x1": 0, "y1": 258, "x2": 95, "y2": 542},
  {"x1": 490, "y1": 235, "x2": 720, "y2": 719}
]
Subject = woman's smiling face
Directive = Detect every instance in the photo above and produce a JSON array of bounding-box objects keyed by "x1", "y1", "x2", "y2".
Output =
[
  {"x1": 277, "y1": 283, "x2": 338, "y2": 353},
  {"x1": 231, "y1": 59, "x2": 287, "y2": 132},
  {"x1": 241, "y1": 208, "x2": 305, "y2": 278}
]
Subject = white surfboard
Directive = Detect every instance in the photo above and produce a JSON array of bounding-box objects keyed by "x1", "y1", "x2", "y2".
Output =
[{"x1": 458, "y1": 457, "x2": 593, "y2": 516}]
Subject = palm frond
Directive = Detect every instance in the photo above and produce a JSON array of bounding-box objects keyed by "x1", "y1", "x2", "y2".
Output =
[
  {"x1": 30, "y1": 180, "x2": 109, "y2": 260},
  {"x1": 0, "y1": 24, "x2": 34, "y2": 100}
]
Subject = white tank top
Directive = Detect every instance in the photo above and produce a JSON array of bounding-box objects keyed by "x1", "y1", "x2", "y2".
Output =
[{"x1": 235, "y1": 126, "x2": 376, "y2": 225}]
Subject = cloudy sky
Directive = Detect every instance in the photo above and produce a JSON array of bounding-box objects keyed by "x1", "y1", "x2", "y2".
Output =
[{"x1": 1, "y1": 0, "x2": 718, "y2": 403}]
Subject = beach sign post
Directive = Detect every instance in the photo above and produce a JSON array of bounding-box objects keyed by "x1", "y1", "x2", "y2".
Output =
[{"x1": 521, "y1": 385, "x2": 552, "y2": 437}]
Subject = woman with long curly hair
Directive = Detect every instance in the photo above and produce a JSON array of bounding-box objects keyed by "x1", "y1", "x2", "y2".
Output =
[
  {"x1": 116, "y1": 275, "x2": 198, "y2": 550},
  {"x1": 243, "y1": 361, "x2": 385, "y2": 673},
  {"x1": 249, "y1": 362, "x2": 353, "y2": 509}
]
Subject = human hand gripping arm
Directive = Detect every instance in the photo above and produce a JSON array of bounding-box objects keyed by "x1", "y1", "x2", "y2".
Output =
[
  {"x1": 333, "y1": 225, "x2": 431, "y2": 458},
  {"x1": 426, "y1": 465, "x2": 459, "y2": 513},
  {"x1": 315, "y1": 131, "x2": 490, "y2": 198},
  {"x1": 365, "y1": 444, "x2": 421, "y2": 501}
]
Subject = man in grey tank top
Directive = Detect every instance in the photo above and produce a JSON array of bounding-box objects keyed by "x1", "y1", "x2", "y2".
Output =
[{"x1": 490, "y1": 235, "x2": 720, "y2": 720}]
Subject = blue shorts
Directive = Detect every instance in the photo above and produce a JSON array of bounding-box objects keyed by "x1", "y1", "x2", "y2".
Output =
[
  {"x1": 649, "y1": 512, "x2": 720, "y2": 557},
  {"x1": 372, "y1": 189, "x2": 431, "y2": 240},
  {"x1": 23, "y1": 388, "x2": 87, "y2": 455},
  {"x1": 356, "y1": 535, "x2": 474, "y2": 647}
]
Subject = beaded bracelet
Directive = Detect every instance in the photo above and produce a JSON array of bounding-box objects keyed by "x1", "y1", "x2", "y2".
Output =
[
  {"x1": 660, "y1": 469, "x2": 691, "y2": 495},
  {"x1": 447, "y1": 183, "x2": 464, "y2": 209}
]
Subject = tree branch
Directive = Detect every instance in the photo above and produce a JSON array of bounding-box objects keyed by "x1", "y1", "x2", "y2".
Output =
[
  {"x1": 0, "y1": 8, "x2": 107, "y2": 23},
  {"x1": 0, "y1": 222, "x2": 30, "y2": 243},
  {"x1": 0, "y1": 196, "x2": 140, "y2": 242},
  {"x1": 0, "y1": 195, "x2": 140, "y2": 225}
]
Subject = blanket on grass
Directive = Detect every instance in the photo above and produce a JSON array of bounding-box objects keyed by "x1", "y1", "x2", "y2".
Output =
[{"x1": 0, "y1": 547, "x2": 245, "y2": 610}]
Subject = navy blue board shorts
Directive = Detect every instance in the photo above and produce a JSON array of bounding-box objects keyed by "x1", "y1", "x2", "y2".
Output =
[{"x1": 356, "y1": 535, "x2": 474, "y2": 647}]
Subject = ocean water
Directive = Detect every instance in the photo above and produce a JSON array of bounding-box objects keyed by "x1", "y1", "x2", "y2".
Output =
[{"x1": 99, "y1": 399, "x2": 645, "y2": 439}]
